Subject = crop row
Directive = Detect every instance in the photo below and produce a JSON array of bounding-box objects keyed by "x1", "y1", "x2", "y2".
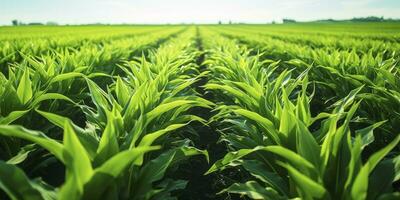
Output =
[
  {"x1": 200, "y1": 26, "x2": 399, "y2": 199},
  {"x1": 0, "y1": 25, "x2": 399, "y2": 200}
]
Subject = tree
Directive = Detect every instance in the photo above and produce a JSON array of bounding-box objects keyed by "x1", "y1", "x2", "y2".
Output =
[
  {"x1": 351, "y1": 16, "x2": 384, "y2": 22},
  {"x1": 28, "y1": 22, "x2": 44, "y2": 25},
  {"x1": 12, "y1": 20, "x2": 18, "y2": 26},
  {"x1": 282, "y1": 19, "x2": 296, "y2": 23}
]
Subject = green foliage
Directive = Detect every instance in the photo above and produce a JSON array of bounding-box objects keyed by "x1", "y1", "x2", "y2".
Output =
[
  {"x1": 0, "y1": 24, "x2": 399, "y2": 200},
  {"x1": 0, "y1": 27, "x2": 208, "y2": 200},
  {"x1": 202, "y1": 27, "x2": 400, "y2": 199}
]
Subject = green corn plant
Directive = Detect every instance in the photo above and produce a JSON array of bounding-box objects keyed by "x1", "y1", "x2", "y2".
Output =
[
  {"x1": 202, "y1": 29, "x2": 400, "y2": 199},
  {"x1": 0, "y1": 66, "x2": 76, "y2": 164},
  {"x1": 206, "y1": 94, "x2": 400, "y2": 199},
  {"x1": 215, "y1": 26, "x2": 400, "y2": 137},
  {"x1": 1, "y1": 23, "x2": 399, "y2": 200},
  {"x1": 0, "y1": 27, "x2": 188, "y2": 164},
  {"x1": 0, "y1": 27, "x2": 210, "y2": 200},
  {"x1": 0, "y1": 121, "x2": 160, "y2": 200},
  {"x1": 0, "y1": 26, "x2": 184, "y2": 71}
]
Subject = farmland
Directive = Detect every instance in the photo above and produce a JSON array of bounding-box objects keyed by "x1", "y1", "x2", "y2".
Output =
[{"x1": 0, "y1": 23, "x2": 399, "y2": 200}]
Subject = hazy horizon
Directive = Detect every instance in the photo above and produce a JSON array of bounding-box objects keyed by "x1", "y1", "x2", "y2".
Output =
[{"x1": 1, "y1": 0, "x2": 400, "y2": 25}]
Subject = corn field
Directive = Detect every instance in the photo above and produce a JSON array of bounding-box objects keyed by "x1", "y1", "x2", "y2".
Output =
[{"x1": 0, "y1": 23, "x2": 399, "y2": 200}]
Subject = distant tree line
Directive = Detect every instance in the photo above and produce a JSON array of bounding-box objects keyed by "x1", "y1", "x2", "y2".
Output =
[
  {"x1": 12, "y1": 20, "x2": 58, "y2": 26},
  {"x1": 294, "y1": 16, "x2": 400, "y2": 23},
  {"x1": 349, "y1": 16, "x2": 400, "y2": 22},
  {"x1": 352, "y1": 16, "x2": 385, "y2": 22},
  {"x1": 282, "y1": 19, "x2": 296, "y2": 23}
]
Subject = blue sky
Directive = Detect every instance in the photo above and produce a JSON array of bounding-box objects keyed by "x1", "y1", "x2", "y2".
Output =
[{"x1": 1, "y1": 0, "x2": 399, "y2": 25}]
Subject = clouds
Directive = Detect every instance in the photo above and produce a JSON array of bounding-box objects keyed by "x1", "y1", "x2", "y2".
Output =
[{"x1": 0, "y1": 0, "x2": 399, "y2": 25}]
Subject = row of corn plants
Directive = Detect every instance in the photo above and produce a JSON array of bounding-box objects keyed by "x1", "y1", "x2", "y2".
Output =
[
  {"x1": 212, "y1": 27, "x2": 400, "y2": 151},
  {"x1": 201, "y1": 27, "x2": 400, "y2": 199},
  {"x1": 0, "y1": 27, "x2": 212, "y2": 200},
  {"x1": 0, "y1": 27, "x2": 182, "y2": 138},
  {"x1": 0, "y1": 24, "x2": 399, "y2": 199},
  {"x1": 216, "y1": 25, "x2": 400, "y2": 57},
  {"x1": 0, "y1": 26, "x2": 183, "y2": 69}
]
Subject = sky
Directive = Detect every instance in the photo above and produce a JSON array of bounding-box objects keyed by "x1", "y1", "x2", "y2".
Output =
[{"x1": 0, "y1": 0, "x2": 400, "y2": 25}]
